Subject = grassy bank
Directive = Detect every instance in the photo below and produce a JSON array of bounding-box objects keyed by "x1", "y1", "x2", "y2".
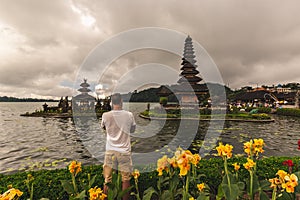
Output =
[
  {"x1": 0, "y1": 157, "x2": 299, "y2": 199},
  {"x1": 140, "y1": 110, "x2": 272, "y2": 121},
  {"x1": 276, "y1": 108, "x2": 300, "y2": 117}
]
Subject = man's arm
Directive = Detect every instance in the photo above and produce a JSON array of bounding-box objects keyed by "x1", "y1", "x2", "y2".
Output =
[
  {"x1": 130, "y1": 124, "x2": 136, "y2": 133},
  {"x1": 130, "y1": 113, "x2": 136, "y2": 133},
  {"x1": 100, "y1": 115, "x2": 106, "y2": 130}
]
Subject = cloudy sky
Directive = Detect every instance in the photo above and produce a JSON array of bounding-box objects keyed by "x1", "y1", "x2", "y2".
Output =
[{"x1": 1, "y1": 0, "x2": 300, "y2": 99}]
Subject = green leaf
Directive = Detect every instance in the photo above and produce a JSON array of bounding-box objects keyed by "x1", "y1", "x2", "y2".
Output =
[
  {"x1": 60, "y1": 180, "x2": 75, "y2": 194},
  {"x1": 142, "y1": 187, "x2": 158, "y2": 200},
  {"x1": 196, "y1": 193, "x2": 210, "y2": 200},
  {"x1": 161, "y1": 190, "x2": 172, "y2": 199},
  {"x1": 252, "y1": 173, "x2": 260, "y2": 194},
  {"x1": 216, "y1": 184, "x2": 224, "y2": 200},
  {"x1": 259, "y1": 180, "x2": 272, "y2": 191},
  {"x1": 259, "y1": 191, "x2": 270, "y2": 200},
  {"x1": 89, "y1": 175, "x2": 97, "y2": 188},
  {"x1": 117, "y1": 186, "x2": 133, "y2": 199},
  {"x1": 169, "y1": 175, "x2": 179, "y2": 192},
  {"x1": 75, "y1": 190, "x2": 86, "y2": 199},
  {"x1": 222, "y1": 183, "x2": 240, "y2": 200}
]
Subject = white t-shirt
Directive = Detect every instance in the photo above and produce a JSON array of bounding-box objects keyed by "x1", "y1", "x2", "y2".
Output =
[{"x1": 101, "y1": 110, "x2": 136, "y2": 153}]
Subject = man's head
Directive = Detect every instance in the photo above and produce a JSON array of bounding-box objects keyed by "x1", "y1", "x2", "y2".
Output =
[{"x1": 111, "y1": 93, "x2": 122, "y2": 106}]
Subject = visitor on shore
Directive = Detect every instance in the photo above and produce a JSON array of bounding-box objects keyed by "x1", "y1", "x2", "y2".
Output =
[{"x1": 101, "y1": 93, "x2": 136, "y2": 200}]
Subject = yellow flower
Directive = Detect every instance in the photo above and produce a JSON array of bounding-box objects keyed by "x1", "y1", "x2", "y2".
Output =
[
  {"x1": 175, "y1": 149, "x2": 193, "y2": 176},
  {"x1": 69, "y1": 160, "x2": 82, "y2": 176},
  {"x1": 178, "y1": 162, "x2": 190, "y2": 176},
  {"x1": 0, "y1": 188, "x2": 23, "y2": 200},
  {"x1": 243, "y1": 141, "x2": 252, "y2": 156},
  {"x1": 157, "y1": 155, "x2": 169, "y2": 176},
  {"x1": 276, "y1": 170, "x2": 287, "y2": 181},
  {"x1": 243, "y1": 158, "x2": 256, "y2": 171},
  {"x1": 282, "y1": 181, "x2": 295, "y2": 193},
  {"x1": 197, "y1": 183, "x2": 205, "y2": 192},
  {"x1": 189, "y1": 197, "x2": 195, "y2": 200},
  {"x1": 190, "y1": 153, "x2": 201, "y2": 166},
  {"x1": 89, "y1": 187, "x2": 107, "y2": 200},
  {"x1": 132, "y1": 169, "x2": 140, "y2": 179},
  {"x1": 216, "y1": 143, "x2": 233, "y2": 159},
  {"x1": 168, "y1": 156, "x2": 178, "y2": 168},
  {"x1": 232, "y1": 163, "x2": 240, "y2": 171},
  {"x1": 269, "y1": 178, "x2": 281, "y2": 188},
  {"x1": 244, "y1": 139, "x2": 264, "y2": 157},
  {"x1": 289, "y1": 174, "x2": 298, "y2": 187}
]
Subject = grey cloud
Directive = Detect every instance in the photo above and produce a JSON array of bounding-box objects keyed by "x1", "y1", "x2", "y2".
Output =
[{"x1": 1, "y1": 0, "x2": 300, "y2": 98}]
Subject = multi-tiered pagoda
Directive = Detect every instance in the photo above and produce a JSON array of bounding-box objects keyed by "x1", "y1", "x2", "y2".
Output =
[
  {"x1": 178, "y1": 36, "x2": 202, "y2": 85},
  {"x1": 175, "y1": 36, "x2": 208, "y2": 105},
  {"x1": 72, "y1": 79, "x2": 95, "y2": 111}
]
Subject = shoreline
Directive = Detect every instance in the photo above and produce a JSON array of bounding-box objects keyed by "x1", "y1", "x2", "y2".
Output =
[{"x1": 139, "y1": 114, "x2": 275, "y2": 122}]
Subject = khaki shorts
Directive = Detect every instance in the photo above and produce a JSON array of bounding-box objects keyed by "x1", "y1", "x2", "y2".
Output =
[{"x1": 103, "y1": 150, "x2": 132, "y2": 182}]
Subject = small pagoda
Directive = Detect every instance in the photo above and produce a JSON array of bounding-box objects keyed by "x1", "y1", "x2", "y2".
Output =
[
  {"x1": 72, "y1": 79, "x2": 95, "y2": 111},
  {"x1": 175, "y1": 36, "x2": 208, "y2": 106}
]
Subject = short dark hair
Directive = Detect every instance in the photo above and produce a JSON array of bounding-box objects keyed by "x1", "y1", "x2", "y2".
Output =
[{"x1": 111, "y1": 93, "x2": 122, "y2": 105}]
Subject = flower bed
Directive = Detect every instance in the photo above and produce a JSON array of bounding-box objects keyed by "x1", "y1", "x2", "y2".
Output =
[{"x1": 0, "y1": 139, "x2": 299, "y2": 199}]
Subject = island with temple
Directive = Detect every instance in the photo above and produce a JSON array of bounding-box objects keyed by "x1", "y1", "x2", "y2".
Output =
[
  {"x1": 138, "y1": 35, "x2": 275, "y2": 122},
  {"x1": 20, "y1": 79, "x2": 111, "y2": 118}
]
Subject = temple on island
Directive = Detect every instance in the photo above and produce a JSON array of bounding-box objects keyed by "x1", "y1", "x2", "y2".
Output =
[
  {"x1": 157, "y1": 35, "x2": 208, "y2": 107},
  {"x1": 72, "y1": 79, "x2": 95, "y2": 111}
]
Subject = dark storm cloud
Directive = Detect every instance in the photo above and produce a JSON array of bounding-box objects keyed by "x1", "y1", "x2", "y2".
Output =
[{"x1": 0, "y1": 0, "x2": 300, "y2": 98}]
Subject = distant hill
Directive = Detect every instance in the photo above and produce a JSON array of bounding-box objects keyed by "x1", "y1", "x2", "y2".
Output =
[
  {"x1": 121, "y1": 82, "x2": 233, "y2": 102},
  {"x1": 0, "y1": 96, "x2": 58, "y2": 102}
]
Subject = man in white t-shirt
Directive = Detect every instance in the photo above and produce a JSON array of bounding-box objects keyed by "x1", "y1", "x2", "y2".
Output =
[{"x1": 101, "y1": 93, "x2": 136, "y2": 200}]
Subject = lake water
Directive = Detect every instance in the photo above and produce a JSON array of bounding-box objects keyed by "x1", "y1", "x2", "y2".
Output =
[{"x1": 0, "y1": 102, "x2": 299, "y2": 174}]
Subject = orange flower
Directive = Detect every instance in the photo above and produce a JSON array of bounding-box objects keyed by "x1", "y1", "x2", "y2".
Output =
[
  {"x1": 244, "y1": 139, "x2": 264, "y2": 157},
  {"x1": 282, "y1": 181, "x2": 295, "y2": 193},
  {"x1": 232, "y1": 163, "x2": 240, "y2": 171},
  {"x1": 157, "y1": 155, "x2": 169, "y2": 176},
  {"x1": 176, "y1": 149, "x2": 193, "y2": 176},
  {"x1": 0, "y1": 188, "x2": 23, "y2": 200},
  {"x1": 69, "y1": 160, "x2": 82, "y2": 176},
  {"x1": 197, "y1": 183, "x2": 205, "y2": 192},
  {"x1": 270, "y1": 170, "x2": 298, "y2": 193},
  {"x1": 216, "y1": 143, "x2": 233, "y2": 159},
  {"x1": 190, "y1": 153, "x2": 201, "y2": 166},
  {"x1": 168, "y1": 156, "x2": 178, "y2": 168},
  {"x1": 89, "y1": 187, "x2": 107, "y2": 200},
  {"x1": 243, "y1": 158, "x2": 255, "y2": 171},
  {"x1": 276, "y1": 170, "x2": 287, "y2": 181},
  {"x1": 289, "y1": 174, "x2": 298, "y2": 187},
  {"x1": 269, "y1": 178, "x2": 281, "y2": 188}
]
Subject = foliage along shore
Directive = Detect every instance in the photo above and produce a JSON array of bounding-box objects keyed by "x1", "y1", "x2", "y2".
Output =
[
  {"x1": 0, "y1": 156, "x2": 299, "y2": 199},
  {"x1": 0, "y1": 96, "x2": 58, "y2": 102}
]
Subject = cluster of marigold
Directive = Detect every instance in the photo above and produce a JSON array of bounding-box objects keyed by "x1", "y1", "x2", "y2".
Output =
[
  {"x1": 269, "y1": 170, "x2": 298, "y2": 193},
  {"x1": 156, "y1": 148, "x2": 205, "y2": 191},
  {"x1": 157, "y1": 147, "x2": 201, "y2": 176},
  {"x1": 88, "y1": 187, "x2": 107, "y2": 200},
  {"x1": 69, "y1": 160, "x2": 82, "y2": 176},
  {"x1": 243, "y1": 138, "x2": 264, "y2": 170},
  {"x1": 0, "y1": 188, "x2": 23, "y2": 200},
  {"x1": 68, "y1": 161, "x2": 107, "y2": 200},
  {"x1": 216, "y1": 139, "x2": 264, "y2": 173}
]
